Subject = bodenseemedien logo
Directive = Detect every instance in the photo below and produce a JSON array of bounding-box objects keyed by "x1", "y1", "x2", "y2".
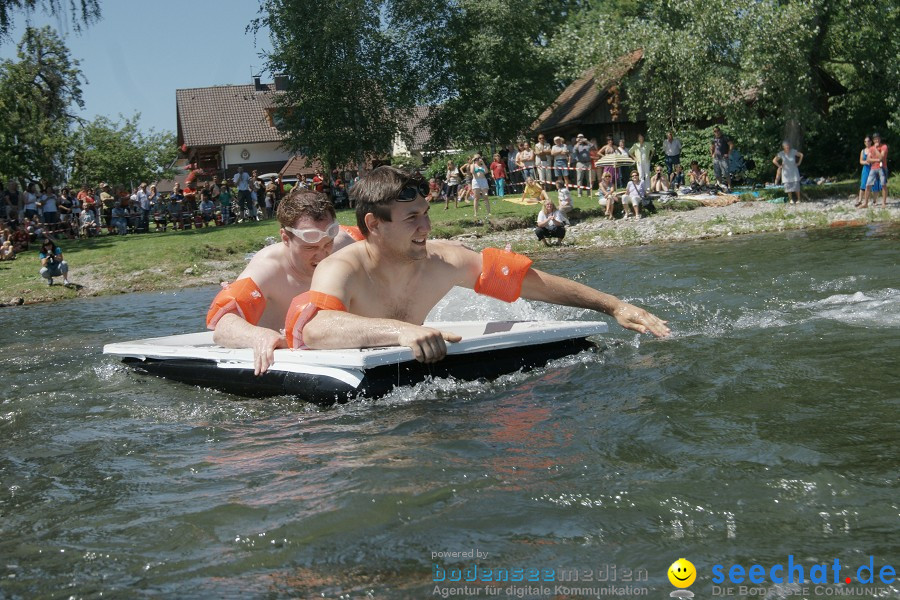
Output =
[{"x1": 668, "y1": 558, "x2": 696, "y2": 598}]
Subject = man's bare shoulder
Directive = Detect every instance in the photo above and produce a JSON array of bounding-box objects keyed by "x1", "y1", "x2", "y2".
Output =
[
  {"x1": 426, "y1": 239, "x2": 480, "y2": 264},
  {"x1": 237, "y1": 243, "x2": 286, "y2": 287}
]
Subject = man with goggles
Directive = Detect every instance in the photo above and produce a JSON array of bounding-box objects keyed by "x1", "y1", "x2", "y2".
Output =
[
  {"x1": 290, "y1": 166, "x2": 670, "y2": 364},
  {"x1": 207, "y1": 188, "x2": 356, "y2": 374}
]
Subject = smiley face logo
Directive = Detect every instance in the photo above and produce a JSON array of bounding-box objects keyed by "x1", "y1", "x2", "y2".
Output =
[{"x1": 668, "y1": 558, "x2": 696, "y2": 588}]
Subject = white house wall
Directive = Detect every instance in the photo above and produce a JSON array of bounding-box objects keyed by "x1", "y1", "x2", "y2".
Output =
[{"x1": 223, "y1": 142, "x2": 292, "y2": 168}]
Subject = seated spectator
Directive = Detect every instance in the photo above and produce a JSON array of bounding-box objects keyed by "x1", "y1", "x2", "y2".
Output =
[
  {"x1": 111, "y1": 200, "x2": 128, "y2": 235},
  {"x1": 688, "y1": 160, "x2": 709, "y2": 188},
  {"x1": 535, "y1": 199, "x2": 569, "y2": 245},
  {"x1": 11, "y1": 223, "x2": 29, "y2": 252},
  {"x1": 649, "y1": 166, "x2": 670, "y2": 192},
  {"x1": 624, "y1": 170, "x2": 646, "y2": 219},
  {"x1": 79, "y1": 207, "x2": 99, "y2": 237},
  {"x1": 0, "y1": 239, "x2": 13, "y2": 261},
  {"x1": 38, "y1": 238, "x2": 69, "y2": 285},
  {"x1": 424, "y1": 178, "x2": 441, "y2": 203},
  {"x1": 555, "y1": 178, "x2": 573, "y2": 214},
  {"x1": 199, "y1": 191, "x2": 217, "y2": 226},
  {"x1": 728, "y1": 140, "x2": 747, "y2": 177},
  {"x1": 670, "y1": 163, "x2": 686, "y2": 187},
  {"x1": 598, "y1": 171, "x2": 618, "y2": 220},
  {"x1": 521, "y1": 176, "x2": 549, "y2": 204}
]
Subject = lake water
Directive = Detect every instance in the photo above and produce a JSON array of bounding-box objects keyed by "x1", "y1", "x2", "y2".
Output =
[{"x1": 1, "y1": 225, "x2": 898, "y2": 598}]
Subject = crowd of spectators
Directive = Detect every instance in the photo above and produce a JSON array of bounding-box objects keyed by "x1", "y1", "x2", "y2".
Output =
[{"x1": 0, "y1": 167, "x2": 359, "y2": 250}]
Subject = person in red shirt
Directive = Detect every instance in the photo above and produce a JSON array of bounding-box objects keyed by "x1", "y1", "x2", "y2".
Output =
[
  {"x1": 490, "y1": 153, "x2": 507, "y2": 197},
  {"x1": 872, "y1": 132, "x2": 889, "y2": 208},
  {"x1": 312, "y1": 171, "x2": 324, "y2": 193}
]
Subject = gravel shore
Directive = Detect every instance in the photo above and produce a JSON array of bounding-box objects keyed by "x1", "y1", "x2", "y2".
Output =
[{"x1": 467, "y1": 196, "x2": 898, "y2": 251}]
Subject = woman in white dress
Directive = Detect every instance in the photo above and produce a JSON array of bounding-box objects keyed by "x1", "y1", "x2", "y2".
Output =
[{"x1": 772, "y1": 141, "x2": 804, "y2": 204}]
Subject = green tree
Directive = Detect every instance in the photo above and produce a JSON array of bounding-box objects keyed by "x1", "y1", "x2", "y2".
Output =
[
  {"x1": 423, "y1": 0, "x2": 577, "y2": 151},
  {"x1": 70, "y1": 113, "x2": 177, "y2": 189},
  {"x1": 550, "y1": 0, "x2": 900, "y2": 175},
  {"x1": 0, "y1": 25, "x2": 84, "y2": 183},
  {"x1": 253, "y1": 0, "x2": 424, "y2": 171},
  {"x1": 0, "y1": 0, "x2": 100, "y2": 42}
]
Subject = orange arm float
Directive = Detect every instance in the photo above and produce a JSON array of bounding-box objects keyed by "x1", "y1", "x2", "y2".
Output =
[
  {"x1": 285, "y1": 291, "x2": 347, "y2": 349},
  {"x1": 474, "y1": 247, "x2": 533, "y2": 303},
  {"x1": 206, "y1": 278, "x2": 266, "y2": 329},
  {"x1": 340, "y1": 224, "x2": 365, "y2": 241}
]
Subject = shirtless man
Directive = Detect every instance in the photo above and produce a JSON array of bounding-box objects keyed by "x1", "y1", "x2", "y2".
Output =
[
  {"x1": 296, "y1": 167, "x2": 669, "y2": 362},
  {"x1": 208, "y1": 188, "x2": 355, "y2": 374}
]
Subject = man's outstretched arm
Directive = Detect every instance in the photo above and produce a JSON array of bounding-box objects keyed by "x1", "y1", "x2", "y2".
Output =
[{"x1": 519, "y1": 268, "x2": 670, "y2": 337}]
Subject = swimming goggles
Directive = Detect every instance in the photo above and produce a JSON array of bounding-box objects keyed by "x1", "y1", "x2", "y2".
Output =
[
  {"x1": 283, "y1": 221, "x2": 340, "y2": 243},
  {"x1": 395, "y1": 180, "x2": 430, "y2": 201}
]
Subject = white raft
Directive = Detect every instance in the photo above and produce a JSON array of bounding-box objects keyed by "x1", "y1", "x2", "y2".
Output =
[{"x1": 103, "y1": 320, "x2": 608, "y2": 404}]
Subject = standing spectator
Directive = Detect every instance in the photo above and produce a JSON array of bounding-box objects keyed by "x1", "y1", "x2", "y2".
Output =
[
  {"x1": 135, "y1": 182, "x2": 150, "y2": 232},
  {"x1": 535, "y1": 199, "x2": 569, "y2": 246},
  {"x1": 38, "y1": 238, "x2": 70, "y2": 285},
  {"x1": 58, "y1": 187, "x2": 74, "y2": 231},
  {"x1": 710, "y1": 126, "x2": 731, "y2": 190},
  {"x1": 555, "y1": 178, "x2": 573, "y2": 214},
  {"x1": 6, "y1": 180, "x2": 21, "y2": 223},
  {"x1": 332, "y1": 179, "x2": 349, "y2": 209},
  {"x1": 445, "y1": 160, "x2": 460, "y2": 209},
  {"x1": 871, "y1": 132, "x2": 889, "y2": 208},
  {"x1": 506, "y1": 144, "x2": 519, "y2": 187},
  {"x1": 589, "y1": 137, "x2": 600, "y2": 191},
  {"x1": 170, "y1": 184, "x2": 185, "y2": 229},
  {"x1": 264, "y1": 178, "x2": 277, "y2": 217},
  {"x1": 40, "y1": 187, "x2": 59, "y2": 225},
  {"x1": 624, "y1": 170, "x2": 646, "y2": 219},
  {"x1": 233, "y1": 166, "x2": 253, "y2": 221},
  {"x1": 629, "y1": 133, "x2": 653, "y2": 184},
  {"x1": 99, "y1": 183, "x2": 116, "y2": 233},
  {"x1": 490, "y1": 153, "x2": 507, "y2": 197},
  {"x1": 470, "y1": 157, "x2": 491, "y2": 218},
  {"x1": 773, "y1": 140, "x2": 804, "y2": 205},
  {"x1": 615, "y1": 138, "x2": 630, "y2": 186},
  {"x1": 218, "y1": 181, "x2": 233, "y2": 225},
  {"x1": 250, "y1": 170, "x2": 264, "y2": 218},
  {"x1": 856, "y1": 136, "x2": 881, "y2": 207},
  {"x1": 551, "y1": 136, "x2": 571, "y2": 188},
  {"x1": 23, "y1": 183, "x2": 39, "y2": 220},
  {"x1": 534, "y1": 134, "x2": 552, "y2": 185},
  {"x1": 663, "y1": 131, "x2": 682, "y2": 176},
  {"x1": 860, "y1": 137, "x2": 885, "y2": 209},
  {"x1": 599, "y1": 135, "x2": 617, "y2": 185},
  {"x1": 572, "y1": 133, "x2": 593, "y2": 197},
  {"x1": 598, "y1": 171, "x2": 617, "y2": 220},
  {"x1": 516, "y1": 142, "x2": 535, "y2": 179},
  {"x1": 151, "y1": 193, "x2": 169, "y2": 232}
]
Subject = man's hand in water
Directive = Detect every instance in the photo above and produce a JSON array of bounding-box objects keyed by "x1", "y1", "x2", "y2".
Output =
[
  {"x1": 397, "y1": 324, "x2": 462, "y2": 363},
  {"x1": 613, "y1": 302, "x2": 671, "y2": 338}
]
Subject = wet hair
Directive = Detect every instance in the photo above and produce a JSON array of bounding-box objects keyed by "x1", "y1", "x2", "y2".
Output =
[
  {"x1": 276, "y1": 187, "x2": 335, "y2": 229},
  {"x1": 351, "y1": 166, "x2": 423, "y2": 237}
]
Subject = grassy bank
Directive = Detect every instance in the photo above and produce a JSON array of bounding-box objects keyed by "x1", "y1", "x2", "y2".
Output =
[{"x1": 0, "y1": 179, "x2": 896, "y2": 306}]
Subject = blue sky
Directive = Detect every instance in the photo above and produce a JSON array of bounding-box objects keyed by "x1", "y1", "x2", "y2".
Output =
[{"x1": 0, "y1": 0, "x2": 273, "y2": 135}]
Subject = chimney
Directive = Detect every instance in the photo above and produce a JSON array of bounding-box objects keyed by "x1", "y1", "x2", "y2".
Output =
[
  {"x1": 274, "y1": 74, "x2": 289, "y2": 91},
  {"x1": 253, "y1": 75, "x2": 265, "y2": 91}
]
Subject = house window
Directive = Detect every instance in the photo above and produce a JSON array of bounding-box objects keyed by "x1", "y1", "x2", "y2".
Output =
[{"x1": 266, "y1": 109, "x2": 285, "y2": 130}]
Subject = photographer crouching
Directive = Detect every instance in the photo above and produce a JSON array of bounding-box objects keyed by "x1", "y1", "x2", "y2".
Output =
[{"x1": 38, "y1": 238, "x2": 70, "y2": 286}]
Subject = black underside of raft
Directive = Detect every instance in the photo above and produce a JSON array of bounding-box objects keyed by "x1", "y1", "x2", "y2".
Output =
[{"x1": 122, "y1": 338, "x2": 596, "y2": 405}]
